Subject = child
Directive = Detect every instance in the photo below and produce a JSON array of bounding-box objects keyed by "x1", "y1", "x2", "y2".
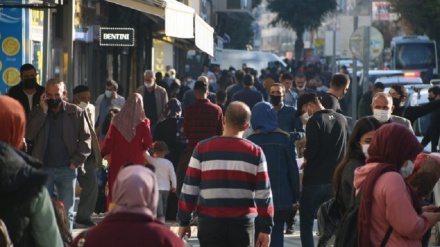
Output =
[{"x1": 145, "y1": 141, "x2": 177, "y2": 223}]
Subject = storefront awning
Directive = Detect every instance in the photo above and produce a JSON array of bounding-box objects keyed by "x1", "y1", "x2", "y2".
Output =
[
  {"x1": 195, "y1": 14, "x2": 214, "y2": 56},
  {"x1": 106, "y1": 0, "x2": 194, "y2": 39}
]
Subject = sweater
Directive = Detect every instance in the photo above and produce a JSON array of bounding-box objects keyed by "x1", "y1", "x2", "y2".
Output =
[
  {"x1": 303, "y1": 109, "x2": 348, "y2": 185},
  {"x1": 178, "y1": 136, "x2": 274, "y2": 234}
]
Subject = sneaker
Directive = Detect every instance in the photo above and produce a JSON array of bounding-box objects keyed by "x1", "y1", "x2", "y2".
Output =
[
  {"x1": 75, "y1": 219, "x2": 97, "y2": 227},
  {"x1": 285, "y1": 226, "x2": 295, "y2": 234}
]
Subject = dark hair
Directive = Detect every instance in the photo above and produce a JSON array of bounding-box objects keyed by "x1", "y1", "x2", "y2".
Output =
[
  {"x1": 373, "y1": 82, "x2": 385, "y2": 91},
  {"x1": 73, "y1": 85, "x2": 89, "y2": 95},
  {"x1": 390, "y1": 84, "x2": 407, "y2": 97},
  {"x1": 194, "y1": 80, "x2": 208, "y2": 93},
  {"x1": 51, "y1": 198, "x2": 73, "y2": 245},
  {"x1": 225, "y1": 101, "x2": 250, "y2": 130},
  {"x1": 216, "y1": 90, "x2": 226, "y2": 102},
  {"x1": 243, "y1": 74, "x2": 254, "y2": 86},
  {"x1": 235, "y1": 70, "x2": 245, "y2": 82},
  {"x1": 152, "y1": 141, "x2": 169, "y2": 154},
  {"x1": 155, "y1": 72, "x2": 163, "y2": 80},
  {"x1": 106, "y1": 80, "x2": 118, "y2": 91},
  {"x1": 428, "y1": 86, "x2": 440, "y2": 96},
  {"x1": 249, "y1": 68, "x2": 258, "y2": 77},
  {"x1": 20, "y1": 63, "x2": 36, "y2": 74},
  {"x1": 281, "y1": 72, "x2": 294, "y2": 81},
  {"x1": 333, "y1": 116, "x2": 381, "y2": 211},
  {"x1": 101, "y1": 107, "x2": 120, "y2": 136},
  {"x1": 330, "y1": 73, "x2": 350, "y2": 90},
  {"x1": 295, "y1": 73, "x2": 305, "y2": 79}
]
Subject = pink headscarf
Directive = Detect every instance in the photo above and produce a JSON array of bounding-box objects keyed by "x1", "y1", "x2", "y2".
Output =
[
  {"x1": 112, "y1": 93, "x2": 147, "y2": 142},
  {"x1": 110, "y1": 165, "x2": 158, "y2": 217},
  {"x1": 0, "y1": 96, "x2": 26, "y2": 148}
]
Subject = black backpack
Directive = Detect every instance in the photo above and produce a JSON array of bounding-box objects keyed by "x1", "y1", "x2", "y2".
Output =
[{"x1": 334, "y1": 190, "x2": 393, "y2": 247}]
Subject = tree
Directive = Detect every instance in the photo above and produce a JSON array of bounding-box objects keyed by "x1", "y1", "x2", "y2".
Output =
[
  {"x1": 267, "y1": 0, "x2": 337, "y2": 67},
  {"x1": 388, "y1": 0, "x2": 440, "y2": 43}
]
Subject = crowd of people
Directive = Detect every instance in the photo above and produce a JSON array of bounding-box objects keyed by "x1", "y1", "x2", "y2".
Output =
[{"x1": 1, "y1": 61, "x2": 440, "y2": 247}]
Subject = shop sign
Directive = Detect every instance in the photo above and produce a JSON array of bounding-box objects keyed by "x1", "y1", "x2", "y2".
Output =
[{"x1": 99, "y1": 27, "x2": 135, "y2": 46}]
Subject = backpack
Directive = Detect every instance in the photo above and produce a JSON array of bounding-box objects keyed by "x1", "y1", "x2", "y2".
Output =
[
  {"x1": 0, "y1": 219, "x2": 13, "y2": 247},
  {"x1": 333, "y1": 190, "x2": 393, "y2": 247},
  {"x1": 316, "y1": 197, "x2": 341, "y2": 247}
]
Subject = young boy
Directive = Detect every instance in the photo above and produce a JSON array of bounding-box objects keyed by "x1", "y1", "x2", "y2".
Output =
[{"x1": 145, "y1": 141, "x2": 177, "y2": 223}]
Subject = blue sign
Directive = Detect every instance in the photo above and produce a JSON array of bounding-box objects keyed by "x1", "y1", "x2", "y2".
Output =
[{"x1": 0, "y1": 4, "x2": 23, "y2": 95}]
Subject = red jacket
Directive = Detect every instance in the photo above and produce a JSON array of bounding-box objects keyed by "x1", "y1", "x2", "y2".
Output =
[{"x1": 71, "y1": 213, "x2": 184, "y2": 247}]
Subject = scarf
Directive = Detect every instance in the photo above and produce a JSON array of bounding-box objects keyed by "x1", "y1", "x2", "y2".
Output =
[
  {"x1": 359, "y1": 123, "x2": 423, "y2": 247},
  {"x1": 112, "y1": 93, "x2": 146, "y2": 142},
  {"x1": 0, "y1": 96, "x2": 26, "y2": 148}
]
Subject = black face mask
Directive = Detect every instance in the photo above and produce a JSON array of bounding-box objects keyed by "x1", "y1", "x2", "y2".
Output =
[
  {"x1": 47, "y1": 98, "x2": 62, "y2": 109},
  {"x1": 270, "y1": 95, "x2": 282, "y2": 106},
  {"x1": 392, "y1": 97, "x2": 402, "y2": 108},
  {"x1": 428, "y1": 97, "x2": 435, "y2": 102},
  {"x1": 23, "y1": 78, "x2": 37, "y2": 89}
]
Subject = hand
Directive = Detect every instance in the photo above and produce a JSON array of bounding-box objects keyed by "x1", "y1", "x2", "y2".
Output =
[
  {"x1": 300, "y1": 160, "x2": 307, "y2": 169},
  {"x1": 171, "y1": 187, "x2": 176, "y2": 193},
  {"x1": 422, "y1": 205, "x2": 439, "y2": 213},
  {"x1": 69, "y1": 163, "x2": 77, "y2": 170},
  {"x1": 421, "y1": 212, "x2": 440, "y2": 227},
  {"x1": 178, "y1": 226, "x2": 191, "y2": 238},
  {"x1": 255, "y1": 232, "x2": 270, "y2": 247},
  {"x1": 39, "y1": 93, "x2": 48, "y2": 113}
]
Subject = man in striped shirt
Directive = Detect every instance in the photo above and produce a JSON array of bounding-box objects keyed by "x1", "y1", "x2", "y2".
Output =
[{"x1": 178, "y1": 101, "x2": 274, "y2": 247}]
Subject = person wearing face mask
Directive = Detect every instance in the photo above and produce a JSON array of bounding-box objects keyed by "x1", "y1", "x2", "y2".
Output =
[
  {"x1": 421, "y1": 86, "x2": 440, "y2": 152},
  {"x1": 95, "y1": 80, "x2": 125, "y2": 144},
  {"x1": 292, "y1": 74, "x2": 316, "y2": 96},
  {"x1": 269, "y1": 83, "x2": 304, "y2": 235},
  {"x1": 389, "y1": 84, "x2": 440, "y2": 127},
  {"x1": 26, "y1": 79, "x2": 92, "y2": 232},
  {"x1": 72, "y1": 85, "x2": 102, "y2": 227},
  {"x1": 370, "y1": 92, "x2": 414, "y2": 132},
  {"x1": 295, "y1": 93, "x2": 348, "y2": 247},
  {"x1": 7, "y1": 63, "x2": 45, "y2": 116},
  {"x1": 317, "y1": 117, "x2": 381, "y2": 246},
  {"x1": 353, "y1": 123, "x2": 440, "y2": 247},
  {"x1": 319, "y1": 73, "x2": 350, "y2": 115},
  {"x1": 136, "y1": 70, "x2": 169, "y2": 134},
  {"x1": 166, "y1": 68, "x2": 181, "y2": 99}
]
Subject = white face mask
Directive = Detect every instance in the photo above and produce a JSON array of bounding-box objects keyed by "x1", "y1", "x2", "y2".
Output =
[
  {"x1": 316, "y1": 86, "x2": 322, "y2": 91},
  {"x1": 373, "y1": 109, "x2": 391, "y2": 123},
  {"x1": 297, "y1": 85, "x2": 306, "y2": 91},
  {"x1": 361, "y1": 144, "x2": 369, "y2": 158},
  {"x1": 400, "y1": 160, "x2": 415, "y2": 178},
  {"x1": 78, "y1": 101, "x2": 89, "y2": 110},
  {"x1": 144, "y1": 82, "x2": 154, "y2": 88},
  {"x1": 300, "y1": 105, "x2": 312, "y2": 123}
]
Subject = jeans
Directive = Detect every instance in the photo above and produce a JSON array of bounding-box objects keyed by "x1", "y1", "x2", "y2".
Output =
[
  {"x1": 256, "y1": 210, "x2": 287, "y2": 247},
  {"x1": 300, "y1": 184, "x2": 333, "y2": 247},
  {"x1": 76, "y1": 162, "x2": 98, "y2": 221},
  {"x1": 157, "y1": 190, "x2": 170, "y2": 218},
  {"x1": 198, "y1": 219, "x2": 254, "y2": 247},
  {"x1": 44, "y1": 166, "x2": 77, "y2": 232}
]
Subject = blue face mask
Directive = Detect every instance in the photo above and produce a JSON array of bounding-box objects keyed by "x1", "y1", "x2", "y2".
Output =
[{"x1": 105, "y1": 90, "x2": 112, "y2": 98}]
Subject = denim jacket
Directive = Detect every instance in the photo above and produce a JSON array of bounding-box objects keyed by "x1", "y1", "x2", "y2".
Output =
[{"x1": 247, "y1": 129, "x2": 300, "y2": 211}]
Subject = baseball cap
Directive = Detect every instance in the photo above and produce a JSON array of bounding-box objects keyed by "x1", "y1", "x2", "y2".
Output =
[{"x1": 295, "y1": 93, "x2": 319, "y2": 117}]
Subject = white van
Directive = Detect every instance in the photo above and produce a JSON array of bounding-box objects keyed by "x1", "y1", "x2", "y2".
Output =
[{"x1": 212, "y1": 49, "x2": 287, "y2": 72}]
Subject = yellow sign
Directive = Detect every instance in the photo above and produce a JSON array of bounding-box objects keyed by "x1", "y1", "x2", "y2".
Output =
[
  {"x1": 3, "y1": 67, "x2": 20, "y2": 86},
  {"x1": 315, "y1": 38, "x2": 325, "y2": 48},
  {"x1": 2, "y1": 37, "x2": 21, "y2": 56}
]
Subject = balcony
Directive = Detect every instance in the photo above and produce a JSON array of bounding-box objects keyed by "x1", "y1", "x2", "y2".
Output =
[{"x1": 215, "y1": 0, "x2": 254, "y2": 21}]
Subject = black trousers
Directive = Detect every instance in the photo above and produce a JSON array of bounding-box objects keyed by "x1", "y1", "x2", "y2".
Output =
[{"x1": 197, "y1": 219, "x2": 254, "y2": 247}]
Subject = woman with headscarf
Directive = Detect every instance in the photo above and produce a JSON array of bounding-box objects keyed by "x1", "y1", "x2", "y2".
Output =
[
  {"x1": 101, "y1": 93, "x2": 152, "y2": 209},
  {"x1": 247, "y1": 102, "x2": 299, "y2": 247},
  {"x1": 71, "y1": 165, "x2": 184, "y2": 247},
  {"x1": 0, "y1": 96, "x2": 63, "y2": 246},
  {"x1": 354, "y1": 123, "x2": 440, "y2": 247}
]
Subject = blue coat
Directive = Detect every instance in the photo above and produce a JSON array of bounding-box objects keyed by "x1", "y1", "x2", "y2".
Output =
[{"x1": 247, "y1": 130, "x2": 300, "y2": 211}]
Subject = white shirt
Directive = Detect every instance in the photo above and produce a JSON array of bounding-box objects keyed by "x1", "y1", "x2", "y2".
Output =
[
  {"x1": 25, "y1": 91, "x2": 35, "y2": 111},
  {"x1": 145, "y1": 155, "x2": 177, "y2": 191}
]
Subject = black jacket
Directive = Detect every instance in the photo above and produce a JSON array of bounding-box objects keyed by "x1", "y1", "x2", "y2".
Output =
[
  {"x1": 393, "y1": 99, "x2": 440, "y2": 124},
  {"x1": 0, "y1": 141, "x2": 47, "y2": 247},
  {"x1": 7, "y1": 83, "x2": 45, "y2": 116},
  {"x1": 303, "y1": 110, "x2": 348, "y2": 185}
]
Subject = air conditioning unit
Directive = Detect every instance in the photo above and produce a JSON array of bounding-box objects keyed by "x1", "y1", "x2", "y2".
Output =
[{"x1": 217, "y1": 0, "x2": 252, "y2": 12}]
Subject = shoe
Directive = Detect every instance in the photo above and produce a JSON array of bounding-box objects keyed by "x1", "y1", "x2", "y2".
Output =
[
  {"x1": 75, "y1": 219, "x2": 97, "y2": 227},
  {"x1": 285, "y1": 226, "x2": 295, "y2": 234}
]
